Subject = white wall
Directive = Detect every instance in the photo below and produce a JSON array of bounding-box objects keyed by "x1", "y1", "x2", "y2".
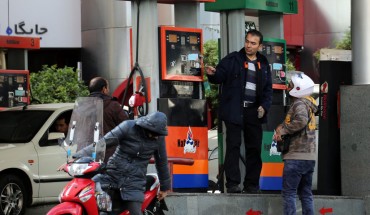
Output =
[
  {"x1": 301, "y1": 0, "x2": 351, "y2": 82},
  {"x1": 0, "y1": 0, "x2": 81, "y2": 48}
]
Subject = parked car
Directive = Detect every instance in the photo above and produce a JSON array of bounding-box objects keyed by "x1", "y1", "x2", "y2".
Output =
[{"x1": 0, "y1": 103, "x2": 74, "y2": 215}]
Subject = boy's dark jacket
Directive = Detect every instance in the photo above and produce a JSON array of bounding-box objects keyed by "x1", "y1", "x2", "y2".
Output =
[{"x1": 207, "y1": 48, "x2": 273, "y2": 125}]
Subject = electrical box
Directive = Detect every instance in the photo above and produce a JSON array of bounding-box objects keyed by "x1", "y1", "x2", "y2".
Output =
[
  {"x1": 0, "y1": 70, "x2": 30, "y2": 109},
  {"x1": 318, "y1": 49, "x2": 352, "y2": 195}
]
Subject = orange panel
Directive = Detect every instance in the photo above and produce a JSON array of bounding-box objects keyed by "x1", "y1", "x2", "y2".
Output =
[
  {"x1": 260, "y1": 163, "x2": 284, "y2": 177},
  {"x1": 165, "y1": 126, "x2": 208, "y2": 160},
  {"x1": 0, "y1": 36, "x2": 40, "y2": 49},
  {"x1": 273, "y1": 84, "x2": 287, "y2": 90},
  {"x1": 159, "y1": 26, "x2": 203, "y2": 82},
  {"x1": 173, "y1": 159, "x2": 208, "y2": 174}
]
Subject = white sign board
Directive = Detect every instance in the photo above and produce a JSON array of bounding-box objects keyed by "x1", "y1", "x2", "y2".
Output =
[{"x1": 0, "y1": 0, "x2": 81, "y2": 48}]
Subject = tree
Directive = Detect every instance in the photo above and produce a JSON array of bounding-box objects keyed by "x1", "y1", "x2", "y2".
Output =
[
  {"x1": 203, "y1": 40, "x2": 219, "y2": 126},
  {"x1": 30, "y1": 65, "x2": 89, "y2": 104}
]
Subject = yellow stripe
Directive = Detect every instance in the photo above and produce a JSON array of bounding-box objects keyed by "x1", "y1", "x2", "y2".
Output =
[
  {"x1": 173, "y1": 160, "x2": 208, "y2": 174},
  {"x1": 260, "y1": 163, "x2": 284, "y2": 177}
]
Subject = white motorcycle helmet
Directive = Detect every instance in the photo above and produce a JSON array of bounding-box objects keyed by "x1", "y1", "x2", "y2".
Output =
[{"x1": 289, "y1": 73, "x2": 315, "y2": 98}]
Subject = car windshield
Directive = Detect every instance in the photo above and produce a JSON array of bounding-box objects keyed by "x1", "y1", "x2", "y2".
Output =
[{"x1": 0, "y1": 110, "x2": 52, "y2": 143}]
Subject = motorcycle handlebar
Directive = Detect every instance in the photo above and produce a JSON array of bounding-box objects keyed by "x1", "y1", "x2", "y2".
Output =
[{"x1": 149, "y1": 157, "x2": 194, "y2": 166}]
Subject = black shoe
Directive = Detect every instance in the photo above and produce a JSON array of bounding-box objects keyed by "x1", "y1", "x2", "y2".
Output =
[
  {"x1": 242, "y1": 187, "x2": 261, "y2": 194},
  {"x1": 226, "y1": 185, "x2": 241, "y2": 193}
]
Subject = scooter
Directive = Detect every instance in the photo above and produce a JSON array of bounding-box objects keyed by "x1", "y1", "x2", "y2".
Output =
[
  {"x1": 47, "y1": 97, "x2": 167, "y2": 215},
  {"x1": 46, "y1": 157, "x2": 167, "y2": 215}
]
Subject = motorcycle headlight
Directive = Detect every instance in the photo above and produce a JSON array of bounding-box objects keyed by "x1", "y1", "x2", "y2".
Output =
[{"x1": 67, "y1": 163, "x2": 92, "y2": 176}]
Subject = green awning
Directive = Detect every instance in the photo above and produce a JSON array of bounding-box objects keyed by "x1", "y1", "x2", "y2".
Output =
[{"x1": 205, "y1": 0, "x2": 298, "y2": 14}]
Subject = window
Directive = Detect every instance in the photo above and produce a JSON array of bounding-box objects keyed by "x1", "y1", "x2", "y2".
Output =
[{"x1": 0, "y1": 111, "x2": 52, "y2": 143}]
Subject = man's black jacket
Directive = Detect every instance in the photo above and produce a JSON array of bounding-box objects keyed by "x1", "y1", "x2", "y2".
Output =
[{"x1": 207, "y1": 48, "x2": 273, "y2": 125}]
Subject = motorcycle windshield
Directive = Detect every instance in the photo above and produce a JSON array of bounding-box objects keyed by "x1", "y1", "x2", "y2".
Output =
[{"x1": 64, "y1": 97, "x2": 105, "y2": 162}]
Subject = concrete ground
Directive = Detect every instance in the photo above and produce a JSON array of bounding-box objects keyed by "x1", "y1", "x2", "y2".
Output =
[{"x1": 27, "y1": 194, "x2": 369, "y2": 215}]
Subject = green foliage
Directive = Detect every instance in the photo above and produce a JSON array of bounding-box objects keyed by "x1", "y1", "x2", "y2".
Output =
[
  {"x1": 30, "y1": 65, "x2": 89, "y2": 104},
  {"x1": 285, "y1": 58, "x2": 296, "y2": 71},
  {"x1": 203, "y1": 40, "x2": 219, "y2": 125},
  {"x1": 203, "y1": 40, "x2": 219, "y2": 67},
  {"x1": 313, "y1": 27, "x2": 351, "y2": 62},
  {"x1": 335, "y1": 29, "x2": 351, "y2": 50},
  {"x1": 313, "y1": 49, "x2": 321, "y2": 62}
]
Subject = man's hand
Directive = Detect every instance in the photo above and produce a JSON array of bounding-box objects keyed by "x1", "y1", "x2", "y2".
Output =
[
  {"x1": 57, "y1": 163, "x2": 68, "y2": 171},
  {"x1": 205, "y1": 66, "x2": 216, "y2": 76},
  {"x1": 257, "y1": 106, "x2": 265, "y2": 118},
  {"x1": 157, "y1": 190, "x2": 168, "y2": 201},
  {"x1": 57, "y1": 159, "x2": 75, "y2": 171},
  {"x1": 273, "y1": 125, "x2": 283, "y2": 141}
]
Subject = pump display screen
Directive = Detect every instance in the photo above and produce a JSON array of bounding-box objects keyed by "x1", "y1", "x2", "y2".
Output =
[
  {"x1": 189, "y1": 36, "x2": 198, "y2": 45},
  {"x1": 16, "y1": 76, "x2": 25, "y2": 83},
  {"x1": 159, "y1": 27, "x2": 203, "y2": 82},
  {"x1": 168, "y1": 34, "x2": 177, "y2": 43}
]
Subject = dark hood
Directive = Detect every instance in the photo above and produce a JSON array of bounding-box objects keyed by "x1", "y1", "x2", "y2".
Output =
[{"x1": 136, "y1": 112, "x2": 168, "y2": 136}]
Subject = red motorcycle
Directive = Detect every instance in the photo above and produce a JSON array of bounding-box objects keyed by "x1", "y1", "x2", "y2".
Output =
[
  {"x1": 47, "y1": 156, "x2": 167, "y2": 215},
  {"x1": 47, "y1": 97, "x2": 167, "y2": 215}
]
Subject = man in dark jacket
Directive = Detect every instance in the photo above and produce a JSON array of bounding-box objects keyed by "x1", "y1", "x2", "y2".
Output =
[
  {"x1": 89, "y1": 77, "x2": 129, "y2": 162},
  {"x1": 206, "y1": 30, "x2": 272, "y2": 193},
  {"x1": 75, "y1": 111, "x2": 171, "y2": 215}
]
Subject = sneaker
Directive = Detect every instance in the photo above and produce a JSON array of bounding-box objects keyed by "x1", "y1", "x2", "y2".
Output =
[
  {"x1": 226, "y1": 185, "x2": 241, "y2": 193},
  {"x1": 242, "y1": 187, "x2": 262, "y2": 194}
]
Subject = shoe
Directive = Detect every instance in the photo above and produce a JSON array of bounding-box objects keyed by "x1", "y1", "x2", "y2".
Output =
[
  {"x1": 242, "y1": 187, "x2": 261, "y2": 194},
  {"x1": 226, "y1": 185, "x2": 241, "y2": 193}
]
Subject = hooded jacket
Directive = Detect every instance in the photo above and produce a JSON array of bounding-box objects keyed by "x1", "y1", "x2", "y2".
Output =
[
  {"x1": 207, "y1": 48, "x2": 272, "y2": 125},
  {"x1": 75, "y1": 112, "x2": 171, "y2": 202},
  {"x1": 280, "y1": 97, "x2": 318, "y2": 160}
]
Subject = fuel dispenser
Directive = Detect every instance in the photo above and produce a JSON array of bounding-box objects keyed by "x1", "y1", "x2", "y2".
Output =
[
  {"x1": 0, "y1": 70, "x2": 30, "y2": 110},
  {"x1": 157, "y1": 26, "x2": 208, "y2": 190},
  {"x1": 259, "y1": 38, "x2": 287, "y2": 190}
]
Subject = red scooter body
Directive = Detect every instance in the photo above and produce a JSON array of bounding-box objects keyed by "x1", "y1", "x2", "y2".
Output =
[
  {"x1": 48, "y1": 98, "x2": 167, "y2": 215},
  {"x1": 47, "y1": 159, "x2": 165, "y2": 215}
]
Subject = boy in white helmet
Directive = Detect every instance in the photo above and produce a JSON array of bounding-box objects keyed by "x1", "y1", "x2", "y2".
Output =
[{"x1": 274, "y1": 73, "x2": 318, "y2": 215}]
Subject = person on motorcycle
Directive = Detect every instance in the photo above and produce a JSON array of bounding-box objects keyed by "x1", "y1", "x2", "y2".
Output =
[{"x1": 73, "y1": 111, "x2": 171, "y2": 215}]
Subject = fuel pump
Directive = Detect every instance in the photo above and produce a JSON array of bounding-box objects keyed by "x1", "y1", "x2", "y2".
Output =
[
  {"x1": 258, "y1": 38, "x2": 287, "y2": 191},
  {"x1": 157, "y1": 26, "x2": 208, "y2": 191},
  {"x1": 0, "y1": 70, "x2": 30, "y2": 110},
  {"x1": 121, "y1": 63, "x2": 149, "y2": 119}
]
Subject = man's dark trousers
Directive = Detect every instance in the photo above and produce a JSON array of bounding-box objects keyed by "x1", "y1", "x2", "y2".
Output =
[{"x1": 224, "y1": 106, "x2": 263, "y2": 190}]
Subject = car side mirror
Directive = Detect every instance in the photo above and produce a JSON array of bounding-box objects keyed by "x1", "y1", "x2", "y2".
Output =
[{"x1": 48, "y1": 132, "x2": 65, "y2": 146}]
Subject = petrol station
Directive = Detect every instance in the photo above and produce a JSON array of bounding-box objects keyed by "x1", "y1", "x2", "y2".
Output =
[
  {"x1": 2, "y1": 0, "x2": 370, "y2": 214},
  {"x1": 0, "y1": 0, "x2": 349, "y2": 193},
  {"x1": 0, "y1": 35, "x2": 40, "y2": 110},
  {"x1": 83, "y1": 0, "x2": 296, "y2": 192}
]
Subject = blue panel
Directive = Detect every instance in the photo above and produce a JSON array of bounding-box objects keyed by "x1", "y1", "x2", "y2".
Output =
[
  {"x1": 172, "y1": 174, "x2": 208, "y2": 188},
  {"x1": 260, "y1": 177, "x2": 283, "y2": 190}
]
